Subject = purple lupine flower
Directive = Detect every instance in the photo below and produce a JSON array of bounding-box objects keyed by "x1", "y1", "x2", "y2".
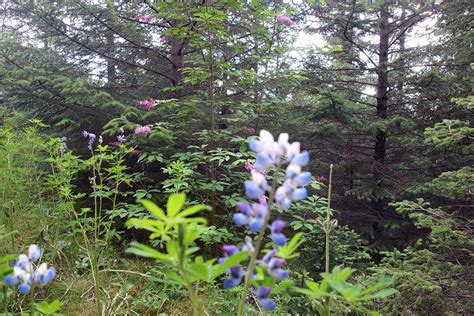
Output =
[
  {"x1": 222, "y1": 265, "x2": 244, "y2": 289},
  {"x1": 4, "y1": 245, "x2": 56, "y2": 295},
  {"x1": 233, "y1": 201, "x2": 268, "y2": 232},
  {"x1": 221, "y1": 130, "x2": 310, "y2": 311},
  {"x1": 83, "y1": 131, "x2": 96, "y2": 150},
  {"x1": 218, "y1": 245, "x2": 239, "y2": 264},
  {"x1": 276, "y1": 15, "x2": 295, "y2": 26},
  {"x1": 270, "y1": 219, "x2": 287, "y2": 246},
  {"x1": 257, "y1": 286, "x2": 276, "y2": 311}
]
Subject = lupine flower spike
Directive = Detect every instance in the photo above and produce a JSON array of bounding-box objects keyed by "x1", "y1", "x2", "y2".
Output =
[
  {"x1": 3, "y1": 245, "x2": 56, "y2": 294},
  {"x1": 221, "y1": 130, "x2": 311, "y2": 312},
  {"x1": 83, "y1": 131, "x2": 96, "y2": 150}
]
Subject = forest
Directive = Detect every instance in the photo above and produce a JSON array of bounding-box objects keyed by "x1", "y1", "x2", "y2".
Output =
[{"x1": 0, "y1": 0, "x2": 472, "y2": 315}]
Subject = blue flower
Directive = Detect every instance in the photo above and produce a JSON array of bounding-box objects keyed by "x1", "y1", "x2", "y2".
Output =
[
  {"x1": 270, "y1": 220, "x2": 287, "y2": 246},
  {"x1": 291, "y1": 151, "x2": 309, "y2": 166},
  {"x1": 18, "y1": 283, "x2": 30, "y2": 294},
  {"x1": 4, "y1": 275, "x2": 18, "y2": 286},
  {"x1": 257, "y1": 286, "x2": 276, "y2": 311},
  {"x1": 223, "y1": 266, "x2": 244, "y2": 289},
  {"x1": 244, "y1": 181, "x2": 264, "y2": 199},
  {"x1": 4, "y1": 245, "x2": 56, "y2": 295},
  {"x1": 28, "y1": 244, "x2": 41, "y2": 262}
]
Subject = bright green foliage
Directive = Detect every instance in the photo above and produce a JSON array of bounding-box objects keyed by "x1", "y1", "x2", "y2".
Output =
[
  {"x1": 33, "y1": 300, "x2": 64, "y2": 315},
  {"x1": 297, "y1": 266, "x2": 397, "y2": 316},
  {"x1": 126, "y1": 194, "x2": 247, "y2": 315}
]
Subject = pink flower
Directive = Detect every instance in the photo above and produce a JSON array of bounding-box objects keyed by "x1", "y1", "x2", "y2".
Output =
[
  {"x1": 276, "y1": 15, "x2": 295, "y2": 26},
  {"x1": 316, "y1": 176, "x2": 327, "y2": 182},
  {"x1": 247, "y1": 127, "x2": 256, "y2": 134},
  {"x1": 160, "y1": 35, "x2": 170, "y2": 43},
  {"x1": 131, "y1": 149, "x2": 141, "y2": 157},
  {"x1": 138, "y1": 98, "x2": 156, "y2": 110},
  {"x1": 137, "y1": 15, "x2": 152, "y2": 23},
  {"x1": 134, "y1": 126, "x2": 151, "y2": 137},
  {"x1": 244, "y1": 161, "x2": 267, "y2": 175}
]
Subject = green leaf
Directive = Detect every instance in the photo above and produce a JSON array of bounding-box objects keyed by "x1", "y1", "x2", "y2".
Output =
[
  {"x1": 140, "y1": 200, "x2": 167, "y2": 220},
  {"x1": 167, "y1": 193, "x2": 186, "y2": 216},
  {"x1": 179, "y1": 204, "x2": 211, "y2": 217},
  {"x1": 34, "y1": 300, "x2": 63, "y2": 314},
  {"x1": 212, "y1": 251, "x2": 249, "y2": 278},
  {"x1": 126, "y1": 242, "x2": 170, "y2": 262}
]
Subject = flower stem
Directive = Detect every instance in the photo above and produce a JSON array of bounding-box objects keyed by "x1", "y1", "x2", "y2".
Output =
[{"x1": 237, "y1": 169, "x2": 279, "y2": 316}]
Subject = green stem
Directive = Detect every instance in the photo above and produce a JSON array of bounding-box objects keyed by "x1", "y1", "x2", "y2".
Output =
[
  {"x1": 325, "y1": 164, "x2": 333, "y2": 274},
  {"x1": 324, "y1": 164, "x2": 334, "y2": 315},
  {"x1": 237, "y1": 168, "x2": 279, "y2": 316}
]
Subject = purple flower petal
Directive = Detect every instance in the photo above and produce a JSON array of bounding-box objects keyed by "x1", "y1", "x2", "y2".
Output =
[
  {"x1": 260, "y1": 298, "x2": 276, "y2": 311},
  {"x1": 249, "y1": 217, "x2": 264, "y2": 232},
  {"x1": 294, "y1": 172, "x2": 312, "y2": 186},
  {"x1": 291, "y1": 151, "x2": 309, "y2": 166},
  {"x1": 271, "y1": 233, "x2": 287, "y2": 246},
  {"x1": 271, "y1": 268, "x2": 289, "y2": 280},
  {"x1": 245, "y1": 181, "x2": 264, "y2": 199},
  {"x1": 256, "y1": 286, "x2": 272, "y2": 299},
  {"x1": 18, "y1": 283, "x2": 30, "y2": 294},
  {"x1": 233, "y1": 213, "x2": 249, "y2": 225},
  {"x1": 291, "y1": 188, "x2": 307, "y2": 201}
]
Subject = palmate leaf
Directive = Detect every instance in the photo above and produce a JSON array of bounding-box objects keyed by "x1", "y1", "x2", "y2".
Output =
[
  {"x1": 277, "y1": 232, "x2": 305, "y2": 259},
  {"x1": 34, "y1": 300, "x2": 64, "y2": 315}
]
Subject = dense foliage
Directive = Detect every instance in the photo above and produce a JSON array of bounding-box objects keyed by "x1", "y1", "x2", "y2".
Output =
[{"x1": 0, "y1": 1, "x2": 472, "y2": 315}]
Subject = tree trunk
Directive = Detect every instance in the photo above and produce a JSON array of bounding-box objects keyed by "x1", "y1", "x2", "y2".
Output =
[{"x1": 372, "y1": 3, "x2": 390, "y2": 213}]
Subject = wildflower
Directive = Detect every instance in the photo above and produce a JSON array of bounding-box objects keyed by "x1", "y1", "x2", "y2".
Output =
[
  {"x1": 316, "y1": 175, "x2": 327, "y2": 182},
  {"x1": 138, "y1": 98, "x2": 156, "y2": 110},
  {"x1": 218, "y1": 245, "x2": 239, "y2": 264},
  {"x1": 134, "y1": 126, "x2": 151, "y2": 137},
  {"x1": 28, "y1": 244, "x2": 41, "y2": 261},
  {"x1": 117, "y1": 134, "x2": 126, "y2": 143},
  {"x1": 223, "y1": 265, "x2": 244, "y2": 289},
  {"x1": 160, "y1": 35, "x2": 170, "y2": 43},
  {"x1": 3, "y1": 245, "x2": 56, "y2": 294},
  {"x1": 270, "y1": 219, "x2": 287, "y2": 246},
  {"x1": 276, "y1": 15, "x2": 295, "y2": 26},
  {"x1": 59, "y1": 137, "x2": 67, "y2": 156},
  {"x1": 256, "y1": 286, "x2": 276, "y2": 311},
  {"x1": 222, "y1": 130, "x2": 310, "y2": 311},
  {"x1": 83, "y1": 131, "x2": 96, "y2": 150},
  {"x1": 260, "y1": 249, "x2": 289, "y2": 281},
  {"x1": 233, "y1": 201, "x2": 268, "y2": 232},
  {"x1": 247, "y1": 127, "x2": 256, "y2": 134},
  {"x1": 137, "y1": 15, "x2": 152, "y2": 23}
]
